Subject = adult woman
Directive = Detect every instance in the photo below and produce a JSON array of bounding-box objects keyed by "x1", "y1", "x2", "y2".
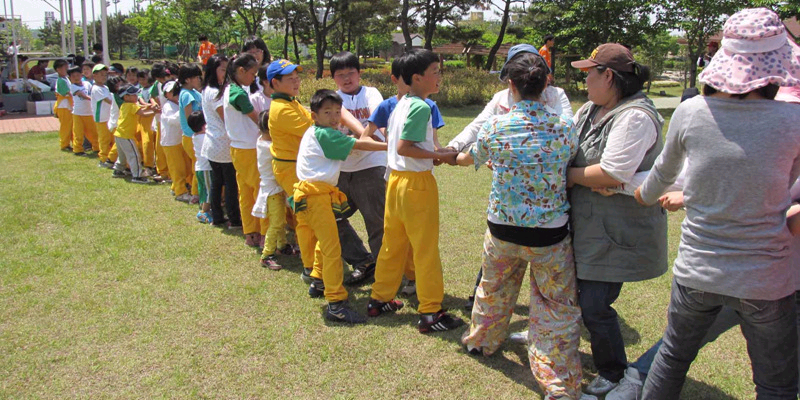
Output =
[
  {"x1": 241, "y1": 37, "x2": 271, "y2": 94},
  {"x1": 636, "y1": 8, "x2": 800, "y2": 399},
  {"x1": 567, "y1": 43, "x2": 667, "y2": 396},
  {"x1": 201, "y1": 54, "x2": 241, "y2": 228},
  {"x1": 457, "y1": 52, "x2": 590, "y2": 400}
]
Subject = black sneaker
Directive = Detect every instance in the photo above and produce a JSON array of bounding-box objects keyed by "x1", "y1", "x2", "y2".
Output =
[
  {"x1": 130, "y1": 177, "x2": 149, "y2": 184},
  {"x1": 326, "y1": 301, "x2": 366, "y2": 324},
  {"x1": 308, "y1": 278, "x2": 324, "y2": 298},
  {"x1": 418, "y1": 310, "x2": 465, "y2": 334},
  {"x1": 345, "y1": 262, "x2": 376, "y2": 285},
  {"x1": 61, "y1": 146, "x2": 73, "y2": 152},
  {"x1": 367, "y1": 298, "x2": 404, "y2": 317},
  {"x1": 112, "y1": 170, "x2": 126, "y2": 178},
  {"x1": 464, "y1": 295, "x2": 475, "y2": 312},
  {"x1": 300, "y1": 268, "x2": 313, "y2": 284},
  {"x1": 73, "y1": 151, "x2": 86, "y2": 156}
]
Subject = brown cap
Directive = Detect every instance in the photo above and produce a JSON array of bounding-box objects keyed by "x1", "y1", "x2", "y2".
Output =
[{"x1": 571, "y1": 43, "x2": 635, "y2": 73}]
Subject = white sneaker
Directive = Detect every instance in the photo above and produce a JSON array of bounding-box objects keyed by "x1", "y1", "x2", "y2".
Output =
[
  {"x1": 508, "y1": 329, "x2": 529, "y2": 345},
  {"x1": 605, "y1": 367, "x2": 643, "y2": 400},
  {"x1": 585, "y1": 375, "x2": 619, "y2": 395},
  {"x1": 544, "y1": 393, "x2": 597, "y2": 400}
]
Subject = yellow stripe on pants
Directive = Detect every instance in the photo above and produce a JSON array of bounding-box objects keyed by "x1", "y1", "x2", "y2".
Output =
[
  {"x1": 56, "y1": 108, "x2": 73, "y2": 150},
  {"x1": 261, "y1": 192, "x2": 288, "y2": 256},
  {"x1": 181, "y1": 136, "x2": 197, "y2": 196},
  {"x1": 231, "y1": 147, "x2": 262, "y2": 235},
  {"x1": 95, "y1": 122, "x2": 113, "y2": 162},
  {"x1": 72, "y1": 115, "x2": 98, "y2": 153},
  {"x1": 139, "y1": 115, "x2": 156, "y2": 168},
  {"x1": 295, "y1": 193, "x2": 348, "y2": 302},
  {"x1": 162, "y1": 144, "x2": 189, "y2": 196},
  {"x1": 154, "y1": 123, "x2": 169, "y2": 178},
  {"x1": 371, "y1": 170, "x2": 444, "y2": 314}
]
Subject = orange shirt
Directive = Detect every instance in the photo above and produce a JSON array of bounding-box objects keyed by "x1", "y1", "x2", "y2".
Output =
[
  {"x1": 198, "y1": 41, "x2": 217, "y2": 65},
  {"x1": 539, "y1": 44, "x2": 552, "y2": 71}
]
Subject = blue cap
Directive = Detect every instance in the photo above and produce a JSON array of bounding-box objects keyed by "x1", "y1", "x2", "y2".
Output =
[
  {"x1": 499, "y1": 44, "x2": 542, "y2": 82},
  {"x1": 266, "y1": 59, "x2": 302, "y2": 83}
]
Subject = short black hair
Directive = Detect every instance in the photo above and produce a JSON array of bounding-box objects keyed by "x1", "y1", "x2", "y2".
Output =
[
  {"x1": 390, "y1": 57, "x2": 402, "y2": 79},
  {"x1": 82, "y1": 61, "x2": 95, "y2": 69},
  {"x1": 136, "y1": 69, "x2": 149, "y2": 79},
  {"x1": 111, "y1": 63, "x2": 124, "y2": 73},
  {"x1": 242, "y1": 36, "x2": 271, "y2": 66},
  {"x1": 703, "y1": 83, "x2": 779, "y2": 100},
  {"x1": 310, "y1": 89, "x2": 343, "y2": 113},
  {"x1": 151, "y1": 62, "x2": 168, "y2": 79},
  {"x1": 74, "y1": 55, "x2": 85, "y2": 66},
  {"x1": 166, "y1": 80, "x2": 181, "y2": 97},
  {"x1": 92, "y1": 43, "x2": 103, "y2": 52},
  {"x1": 330, "y1": 51, "x2": 359, "y2": 75},
  {"x1": 257, "y1": 110, "x2": 269, "y2": 132},
  {"x1": 187, "y1": 110, "x2": 206, "y2": 133},
  {"x1": 90, "y1": 55, "x2": 102, "y2": 64},
  {"x1": 198, "y1": 35, "x2": 208, "y2": 42},
  {"x1": 116, "y1": 83, "x2": 132, "y2": 97},
  {"x1": 126, "y1": 66, "x2": 138, "y2": 75},
  {"x1": 178, "y1": 63, "x2": 202, "y2": 85},
  {"x1": 53, "y1": 59, "x2": 68, "y2": 70},
  {"x1": 106, "y1": 76, "x2": 125, "y2": 94},
  {"x1": 257, "y1": 63, "x2": 268, "y2": 84},
  {"x1": 543, "y1": 34, "x2": 554, "y2": 44},
  {"x1": 67, "y1": 66, "x2": 82, "y2": 76},
  {"x1": 398, "y1": 49, "x2": 439, "y2": 85}
]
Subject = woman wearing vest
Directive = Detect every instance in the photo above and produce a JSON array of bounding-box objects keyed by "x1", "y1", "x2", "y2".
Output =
[{"x1": 566, "y1": 43, "x2": 667, "y2": 397}]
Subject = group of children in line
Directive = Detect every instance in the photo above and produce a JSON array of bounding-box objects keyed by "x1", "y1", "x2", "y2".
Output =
[{"x1": 54, "y1": 48, "x2": 466, "y2": 331}]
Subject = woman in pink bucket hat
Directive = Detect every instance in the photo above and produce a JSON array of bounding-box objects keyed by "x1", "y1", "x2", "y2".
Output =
[{"x1": 634, "y1": 8, "x2": 800, "y2": 399}]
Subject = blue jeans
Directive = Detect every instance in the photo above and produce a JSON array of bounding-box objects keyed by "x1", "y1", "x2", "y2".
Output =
[
  {"x1": 578, "y1": 279, "x2": 628, "y2": 382},
  {"x1": 642, "y1": 279, "x2": 798, "y2": 400}
]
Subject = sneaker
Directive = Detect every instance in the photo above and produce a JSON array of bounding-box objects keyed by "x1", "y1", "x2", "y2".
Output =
[
  {"x1": 418, "y1": 310, "x2": 465, "y2": 334},
  {"x1": 227, "y1": 222, "x2": 243, "y2": 230},
  {"x1": 123, "y1": 168, "x2": 132, "y2": 176},
  {"x1": 308, "y1": 278, "x2": 324, "y2": 298},
  {"x1": 130, "y1": 177, "x2": 149, "y2": 184},
  {"x1": 325, "y1": 301, "x2": 366, "y2": 324},
  {"x1": 546, "y1": 394, "x2": 597, "y2": 400},
  {"x1": 278, "y1": 244, "x2": 299, "y2": 256},
  {"x1": 345, "y1": 262, "x2": 375, "y2": 285},
  {"x1": 260, "y1": 255, "x2": 282, "y2": 271},
  {"x1": 605, "y1": 367, "x2": 643, "y2": 400},
  {"x1": 508, "y1": 330, "x2": 529, "y2": 345},
  {"x1": 189, "y1": 195, "x2": 200, "y2": 205},
  {"x1": 73, "y1": 151, "x2": 86, "y2": 156},
  {"x1": 112, "y1": 170, "x2": 126, "y2": 178},
  {"x1": 367, "y1": 298, "x2": 404, "y2": 317},
  {"x1": 585, "y1": 375, "x2": 619, "y2": 396},
  {"x1": 301, "y1": 268, "x2": 313, "y2": 284},
  {"x1": 464, "y1": 295, "x2": 475, "y2": 312},
  {"x1": 61, "y1": 146, "x2": 73, "y2": 152},
  {"x1": 211, "y1": 218, "x2": 229, "y2": 228},
  {"x1": 175, "y1": 193, "x2": 192, "y2": 203},
  {"x1": 400, "y1": 280, "x2": 416, "y2": 297},
  {"x1": 196, "y1": 211, "x2": 212, "y2": 224}
]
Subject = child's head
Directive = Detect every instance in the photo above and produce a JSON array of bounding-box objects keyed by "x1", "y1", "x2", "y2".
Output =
[
  {"x1": 187, "y1": 110, "x2": 206, "y2": 134},
  {"x1": 242, "y1": 36, "x2": 271, "y2": 66},
  {"x1": 165, "y1": 62, "x2": 179, "y2": 80},
  {"x1": 267, "y1": 59, "x2": 302, "y2": 97},
  {"x1": 257, "y1": 110, "x2": 269, "y2": 133},
  {"x1": 106, "y1": 76, "x2": 124, "y2": 94},
  {"x1": 137, "y1": 68, "x2": 154, "y2": 88},
  {"x1": 90, "y1": 54, "x2": 102, "y2": 64},
  {"x1": 399, "y1": 49, "x2": 440, "y2": 96},
  {"x1": 330, "y1": 51, "x2": 361, "y2": 95},
  {"x1": 202, "y1": 54, "x2": 229, "y2": 89},
  {"x1": 74, "y1": 55, "x2": 86, "y2": 67},
  {"x1": 227, "y1": 53, "x2": 259, "y2": 88},
  {"x1": 92, "y1": 42, "x2": 103, "y2": 55},
  {"x1": 81, "y1": 61, "x2": 95, "y2": 78},
  {"x1": 117, "y1": 84, "x2": 141, "y2": 102},
  {"x1": 178, "y1": 63, "x2": 203, "y2": 89},
  {"x1": 92, "y1": 64, "x2": 109, "y2": 85},
  {"x1": 198, "y1": 34, "x2": 209, "y2": 43},
  {"x1": 151, "y1": 62, "x2": 168, "y2": 82},
  {"x1": 309, "y1": 89, "x2": 343, "y2": 128},
  {"x1": 163, "y1": 80, "x2": 180, "y2": 102},
  {"x1": 67, "y1": 66, "x2": 83, "y2": 83},
  {"x1": 125, "y1": 67, "x2": 138, "y2": 85},
  {"x1": 54, "y1": 59, "x2": 69, "y2": 75},
  {"x1": 257, "y1": 64, "x2": 272, "y2": 96},
  {"x1": 390, "y1": 56, "x2": 410, "y2": 94}
]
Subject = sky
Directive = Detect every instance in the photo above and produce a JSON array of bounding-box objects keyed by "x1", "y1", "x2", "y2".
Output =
[{"x1": 2, "y1": 0, "x2": 139, "y2": 29}]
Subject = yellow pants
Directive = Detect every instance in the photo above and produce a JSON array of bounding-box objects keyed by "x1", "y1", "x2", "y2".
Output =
[
  {"x1": 56, "y1": 108, "x2": 73, "y2": 150},
  {"x1": 95, "y1": 122, "x2": 114, "y2": 162},
  {"x1": 371, "y1": 170, "x2": 443, "y2": 314},
  {"x1": 273, "y1": 158, "x2": 316, "y2": 269},
  {"x1": 72, "y1": 115, "x2": 97, "y2": 153},
  {"x1": 154, "y1": 123, "x2": 169, "y2": 178},
  {"x1": 139, "y1": 115, "x2": 156, "y2": 168},
  {"x1": 261, "y1": 193, "x2": 288, "y2": 256},
  {"x1": 296, "y1": 193, "x2": 348, "y2": 302},
  {"x1": 231, "y1": 147, "x2": 262, "y2": 235},
  {"x1": 163, "y1": 144, "x2": 190, "y2": 196},
  {"x1": 182, "y1": 136, "x2": 197, "y2": 196}
]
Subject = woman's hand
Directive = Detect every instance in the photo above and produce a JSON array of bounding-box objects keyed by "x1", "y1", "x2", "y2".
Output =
[{"x1": 658, "y1": 191, "x2": 685, "y2": 212}]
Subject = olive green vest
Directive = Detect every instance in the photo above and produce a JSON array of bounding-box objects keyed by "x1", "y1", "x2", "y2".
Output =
[{"x1": 569, "y1": 92, "x2": 668, "y2": 282}]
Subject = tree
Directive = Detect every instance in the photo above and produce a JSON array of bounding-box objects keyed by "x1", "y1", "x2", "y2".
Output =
[
  {"x1": 634, "y1": 30, "x2": 679, "y2": 91},
  {"x1": 108, "y1": 11, "x2": 139, "y2": 59},
  {"x1": 413, "y1": 0, "x2": 482, "y2": 50},
  {"x1": 484, "y1": 0, "x2": 525, "y2": 71},
  {"x1": 220, "y1": 0, "x2": 271, "y2": 36},
  {"x1": 306, "y1": 0, "x2": 344, "y2": 78}
]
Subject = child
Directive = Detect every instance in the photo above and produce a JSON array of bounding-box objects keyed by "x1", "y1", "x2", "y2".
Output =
[
  {"x1": 53, "y1": 59, "x2": 73, "y2": 151},
  {"x1": 81, "y1": 61, "x2": 95, "y2": 84},
  {"x1": 112, "y1": 84, "x2": 153, "y2": 184},
  {"x1": 137, "y1": 69, "x2": 157, "y2": 176},
  {"x1": 253, "y1": 110, "x2": 290, "y2": 270},
  {"x1": 250, "y1": 64, "x2": 271, "y2": 113},
  {"x1": 104, "y1": 76, "x2": 125, "y2": 166},
  {"x1": 90, "y1": 64, "x2": 115, "y2": 167},
  {"x1": 223, "y1": 53, "x2": 263, "y2": 246},
  {"x1": 150, "y1": 62, "x2": 172, "y2": 181},
  {"x1": 366, "y1": 49, "x2": 462, "y2": 333},
  {"x1": 69, "y1": 66, "x2": 98, "y2": 155},
  {"x1": 125, "y1": 67, "x2": 139, "y2": 87},
  {"x1": 187, "y1": 111, "x2": 213, "y2": 223},
  {"x1": 160, "y1": 80, "x2": 192, "y2": 202},
  {"x1": 179, "y1": 63, "x2": 203, "y2": 203},
  {"x1": 295, "y1": 89, "x2": 387, "y2": 323}
]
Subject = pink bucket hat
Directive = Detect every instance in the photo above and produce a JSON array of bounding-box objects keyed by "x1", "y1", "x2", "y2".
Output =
[{"x1": 698, "y1": 8, "x2": 800, "y2": 94}]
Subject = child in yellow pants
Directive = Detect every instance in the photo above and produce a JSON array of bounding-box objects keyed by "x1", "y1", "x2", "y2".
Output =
[
  {"x1": 138, "y1": 69, "x2": 158, "y2": 174},
  {"x1": 178, "y1": 63, "x2": 203, "y2": 200},
  {"x1": 90, "y1": 64, "x2": 115, "y2": 166},
  {"x1": 160, "y1": 80, "x2": 192, "y2": 202},
  {"x1": 68, "y1": 66, "x2": 98, "y2": 155},
  {"x1": 53, "y1": 60, "x2": 73, "y2": 151}
]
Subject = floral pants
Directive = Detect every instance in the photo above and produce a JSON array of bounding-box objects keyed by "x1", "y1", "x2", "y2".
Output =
[{"x1": 462, "y1": 230, "x2": 582, "y2": 399}]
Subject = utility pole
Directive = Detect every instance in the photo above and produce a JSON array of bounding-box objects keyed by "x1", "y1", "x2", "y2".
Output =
[
  {"x1": 91, "y1": 0, "x2": 96, "y2": 44},
  {"x1": 112, "y1": 0, "x2": 120, "y2": 59},
  {"x1": 60, "y1": 0, "x2": 67, "y2": 54},
  {"x1": 81, "y1": 0, "x2": 88, "y2": 56},
  {"x1": 68, "y1": 0, "x2": 76, "y2": 55},
  {"x1": 100, "y1": 0, "x2": 108, "y2": 65}
]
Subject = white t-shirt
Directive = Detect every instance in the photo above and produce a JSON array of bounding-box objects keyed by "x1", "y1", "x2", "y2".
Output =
[
  {"x1": 250, "y1": 91, "x2": 271, "y2": 115},
  {"x1": 337, "y1": 86, "x2": 385, "y2": 172},
  {"x1": 386, "y1": 95, "x2": 435, "y2": 172},
  {"x1": 71, "y1": 81, "x2": 93, "y2": 116},
  {"x1": 598, "y1": 109, "x2": 658, "y2": 184},
  {"x1": 296, "y1": 125, "x2": 357, "y2": 186},
  {"x1": 160, "y1": 100, "x2": 182, "y2": 147},
  {"x1": 91, "y1": 84, "x2": 112, "y2": 123},
  {"x1": 223, "y1": 84, "x2": 260, "y2": 150},
  {"x1": 192, "y1": 133, "x2": 212, "y2": 171},
  {"x1": 257, "y1": 138, "x2": 282, "y2": 196},
  {"x1": 201, "y1": 87, "x2": 232, "y2": 163}
]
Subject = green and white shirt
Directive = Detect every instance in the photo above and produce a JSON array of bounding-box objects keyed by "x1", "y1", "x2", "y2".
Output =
[
  {"x1": 91, "y1": 84, "x2": 112, "y2": 123},
  {"x1": 386, "y1": 95, "x2": 435, "y2": 172},
  {"x1": 296, "y1": 125, "x2": 357, "y2": 186},
  {"x1": 55, "y1": 76, "x2": 71, "y2": 109},
  {"x1": 223, "y1": 83, "x2": 259, "y2": 149}
]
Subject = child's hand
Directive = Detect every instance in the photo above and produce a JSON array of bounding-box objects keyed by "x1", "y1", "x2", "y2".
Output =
[
  {"x1": 437, "y1": 151, "x2": 458, "y2": 166},
  {"x1": 591, "y1": 187, "x2": 616, "y2": 197},
  {"x1": 658, "y1": 191, "x2": 684, "y2": 212}
]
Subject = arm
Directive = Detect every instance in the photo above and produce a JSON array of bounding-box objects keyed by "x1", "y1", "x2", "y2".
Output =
[
  {"x1": 397, "y1": 139, "x2": 456, "y2": 164},
  {"x1": 216, "y1": 105, "x2": 225, "y2": 123},
  {"x1": 788, "y1": 203, "x2": 800, "y2": 236},
  {"x1": 103, "y1": 98, "x2": 112, "y2": 104},
  {"x1": 340, "y1": 107, "x2": 364, "y2": 137},
  {"x1": 637, "y1": 106, "x2": 688, "y2": 205},
  {"x1": 456, "y1": 151, "x2": 473, "y2": 166},
  {"x1": 75, "y1": 90, "x2": 91, "y2": 100},
  {"x1": 567, "y1": 164, "x2": 623, "y2": 188},
  {"x1": 360, "y1": 121, "x2": 383, "y2": 141},
  {"x1": 246, "y1": 110, "x2": 259, "y2": 126},
  {"x1": 352, "y1": 137, "x2": 387, "y2": 152},
  {"x1": 183, "y1": 104, "x2": 193, "y2": 121},
  {"x1": 447, "y1": 90, "x2": 502, "y2": 151}
]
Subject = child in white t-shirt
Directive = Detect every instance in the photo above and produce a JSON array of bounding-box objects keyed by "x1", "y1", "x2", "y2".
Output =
[
  {"x1": 187, "y1": 111, "x2": 213, "y2": 223},
  {"x1": 69, "y1": 66, "x2": 98, "y2": 155}
]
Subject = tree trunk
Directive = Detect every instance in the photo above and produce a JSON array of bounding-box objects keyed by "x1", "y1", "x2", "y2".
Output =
[
  {"x1": 283, "y1": 17, "x2": 290, "y2": 59},
  {"x1": 291, "y1": 21, "x2": 301, "y2": 63},
  {"x1": 485, "y1": 0, "x2": 510, "y2": 71},
  {"x1": 400, "y1": 0, "x2": 412, "y2": 51}
]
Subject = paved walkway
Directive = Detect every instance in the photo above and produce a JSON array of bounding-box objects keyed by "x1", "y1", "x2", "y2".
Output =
[
  {"x1": 0, "y1": 113, "x2": 60, "y2": 134},
  {"x1": 652, "y1": 96, "x2": 681, "y2": 110}
]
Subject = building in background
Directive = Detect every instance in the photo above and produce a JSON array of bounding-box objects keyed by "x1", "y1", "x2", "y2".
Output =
[{"x1": 44, "y1": 11, "x2": 55, "y2": 28}]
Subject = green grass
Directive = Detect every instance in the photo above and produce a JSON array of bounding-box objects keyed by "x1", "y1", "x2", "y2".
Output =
[{"x1": 0, "y1": 106, "x2": 750, "y2": 399}]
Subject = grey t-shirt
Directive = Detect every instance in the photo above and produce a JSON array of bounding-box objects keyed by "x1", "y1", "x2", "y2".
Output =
[{"x1": 640, "y1": 95, "x2": 800, "y2": 300}]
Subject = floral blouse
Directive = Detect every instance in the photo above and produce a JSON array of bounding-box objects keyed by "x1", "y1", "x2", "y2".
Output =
[{"x1": 470, "y1": 100, "x2": 576, "y2": 228}]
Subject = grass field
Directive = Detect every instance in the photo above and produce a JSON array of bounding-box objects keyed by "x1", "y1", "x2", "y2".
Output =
[{"x1": 0, "y1": 105, "x2": 750, "y2": 399}]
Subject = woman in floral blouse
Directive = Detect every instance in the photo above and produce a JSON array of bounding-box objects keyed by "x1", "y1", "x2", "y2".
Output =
[{"x1": 456, "y1": 52, "x2": 589, "y2": 400}]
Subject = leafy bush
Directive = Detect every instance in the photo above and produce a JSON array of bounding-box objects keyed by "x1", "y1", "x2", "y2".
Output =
[
  {"x1": 649, "y1": 80, "x2": 681, "y2": 88},
  {"x1": 443, "y1": 60, "x2": 466, "y2": 69}
]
